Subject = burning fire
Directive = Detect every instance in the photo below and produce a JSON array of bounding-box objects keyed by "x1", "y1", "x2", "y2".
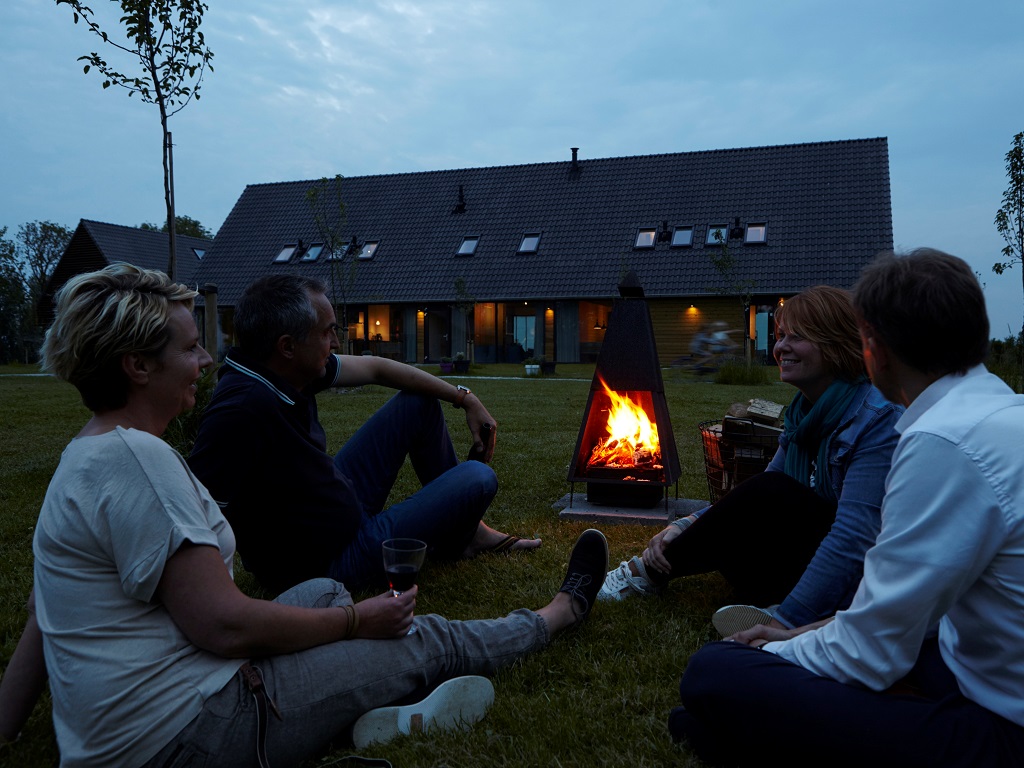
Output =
[{"x1": 586, "y1": 377, "x2": 662, "y2": 470}]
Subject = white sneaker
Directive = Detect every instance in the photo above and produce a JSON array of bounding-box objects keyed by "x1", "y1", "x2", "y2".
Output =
[
  {"x1": 711, "y1": 604, "x2": 775, "y2": 638},
  {"x1": 351, "y1": 675, "x2": 495, "y2": 749},
  {"x1": 597, "y1": 556, "x2": 660, "y2": 602}
]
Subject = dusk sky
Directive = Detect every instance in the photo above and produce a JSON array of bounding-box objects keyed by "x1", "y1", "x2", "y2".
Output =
[{"x1": 3, "y1": 0, "x2": 1023, "y2": 335}]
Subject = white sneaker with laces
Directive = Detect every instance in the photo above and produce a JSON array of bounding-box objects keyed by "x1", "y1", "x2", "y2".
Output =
[{"x1": 597, "y1": 556, "x2": 660, "y2": 602}]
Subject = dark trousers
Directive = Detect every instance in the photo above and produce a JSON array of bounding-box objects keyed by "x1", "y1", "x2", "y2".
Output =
[
  {"x1": 654, "y1": 471, "x2": 836, "y2": 606},
  {"x1": 672, "y1": 638, "x2": 1024, "y2": 767}
]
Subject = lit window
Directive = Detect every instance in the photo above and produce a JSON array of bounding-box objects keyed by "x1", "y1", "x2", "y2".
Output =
[
  {"x1": 301, "y1": 243, "x2": 324, "y2": 261},
  {"x1": 634, "y1": 228, "x2": 656, "y2": 248},
  {"x1": 458, "y1": 236, "x2": 479, "y2": 255},
  {"x1": 671, "y1": 227, "x2": 693, "y2": 247},
  {"x1": 518, "y1": 233, "x2": 541, "y2": 253},
  {"x1": 706, "y1": 225, "x2": 727, "y2": 245},
  {"x1": 273, "y1": 245, "x2": 297, "y2": 263},
  {"x1": 357, "y1": 241, "x2": 379, "y2": 260},
  {"x1": 745, "y1": 223, "x2": 767, "y2": 243}
]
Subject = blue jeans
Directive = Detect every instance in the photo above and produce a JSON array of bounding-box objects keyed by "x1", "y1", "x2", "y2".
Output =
[
  {"x1": 142, "y1": 578, "x2": 549, "y2": 768},
  {"x1": 672, "y1": 639, "x2": 1024, "y2": 767},
  {"x1": 328, "y1": 392, "x2": 498, "y2": 590}
]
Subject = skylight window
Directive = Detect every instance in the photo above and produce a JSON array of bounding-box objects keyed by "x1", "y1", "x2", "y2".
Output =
[
  {"x1": 301, "y1": 243, "x2": 324, "y2": 262},
  {"x1": 706, "y1": 225, "x2": 727, "y2": 246},
  {"x1": 745, "y1": 223, "x2": 768, "y2": 243},
  {"x1": 357, "y1": 241, "x2": 379, "y2": 260},
  {"x1": 458, "y1": 236, "x2": 479, "y2": 255},
  {"x1": 192, "y1": 247, "x2": 206, "y2": 259},
  {"x1": 273, "y1": 245, "x2": 297, "y2": 263},
  {"x1": 518, "y1": 233, "x2": 541, "y2": 253},
  {"x1": 671, "y1": 227, "x2": 693, "y2": 247},
  {"x1": 634, "y1": 228, "x2": 656, "y2": 248}
]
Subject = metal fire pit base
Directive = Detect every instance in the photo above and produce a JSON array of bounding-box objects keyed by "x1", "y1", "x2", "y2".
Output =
[{"x1": 552, "y1": 494, "x2": 709, "y2": 527}]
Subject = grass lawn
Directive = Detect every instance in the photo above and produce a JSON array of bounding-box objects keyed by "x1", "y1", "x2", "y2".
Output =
[{"x1": 0, "y1": 362, "x2": 791, "y2": 767}]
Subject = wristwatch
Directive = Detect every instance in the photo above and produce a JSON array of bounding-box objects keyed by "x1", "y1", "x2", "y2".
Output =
[{"x1": 452, "y1": 384, "x2": 471, "y2": 409}]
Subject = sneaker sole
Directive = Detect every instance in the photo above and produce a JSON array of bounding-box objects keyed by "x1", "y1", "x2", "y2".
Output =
[
  {"x1": 352, "y1": 675, "x2": 495, "y2": 749},
  {"x1": 711, "y1": 605, "x2": 774, "y2": 638}
]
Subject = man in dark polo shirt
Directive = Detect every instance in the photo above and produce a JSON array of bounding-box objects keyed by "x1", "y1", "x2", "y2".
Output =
[{"x1": 189, "y1": 274, "x2": 539, "y2": 593}]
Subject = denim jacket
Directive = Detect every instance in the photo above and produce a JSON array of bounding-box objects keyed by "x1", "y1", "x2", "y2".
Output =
[{"x1": 767, "y1": 381, "x2": 903, "y2": 628}]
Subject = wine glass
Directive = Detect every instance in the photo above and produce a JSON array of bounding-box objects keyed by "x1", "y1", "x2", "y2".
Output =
[{"x1": 382, "y1": 538, "x2": 427, "y2": 634}]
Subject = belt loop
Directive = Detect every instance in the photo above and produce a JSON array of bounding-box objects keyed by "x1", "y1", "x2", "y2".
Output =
[{"x1": 240, "y1": 662, "x2": 283, "y2": 768}]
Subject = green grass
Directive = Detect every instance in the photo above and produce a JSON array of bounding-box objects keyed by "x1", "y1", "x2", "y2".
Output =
[{"x1": 0, "y1": 366, "x2": 790, "y2": 767}]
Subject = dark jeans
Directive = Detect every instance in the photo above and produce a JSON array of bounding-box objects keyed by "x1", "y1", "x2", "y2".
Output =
[
  {"x1": 328, "y1": 392, "x2": 498, "y2": 590},
  {"x1": 654, "y1": 471, "x2": 836, "y2": 606},
  {"x1": 672, "y1": 638, "x2": 1024, "y2": 767}
]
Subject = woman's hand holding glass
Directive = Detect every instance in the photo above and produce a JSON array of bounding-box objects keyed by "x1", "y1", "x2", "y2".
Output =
[{"x1": 351, "y1": 589, "x2": 418, "y2": 639}]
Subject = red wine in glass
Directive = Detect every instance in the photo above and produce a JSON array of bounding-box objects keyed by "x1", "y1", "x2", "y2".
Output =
[
  {"x1": 386, "y1": 563, "x2": 418, "y2": 594},
  {"x1": 382, "y1": 538, "x2": 427, "y2": 635},
  {"x1": 382, "y1": 538, "x2": 427, "y2": 597}
]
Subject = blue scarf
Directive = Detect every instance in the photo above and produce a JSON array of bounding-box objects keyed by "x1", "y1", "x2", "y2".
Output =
[{"x1": 782, "y1": 377, "x2": 865, "y2": 502}]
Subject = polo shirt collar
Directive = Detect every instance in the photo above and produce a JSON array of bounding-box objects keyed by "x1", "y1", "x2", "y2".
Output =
[{"x1": 222, "y1": 348, "x2": 299, "y2": 406}]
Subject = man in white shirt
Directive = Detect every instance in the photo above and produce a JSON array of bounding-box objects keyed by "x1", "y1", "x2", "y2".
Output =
[{"x1": 670, "y1": 249, "x2": 1024, "y2": 767}]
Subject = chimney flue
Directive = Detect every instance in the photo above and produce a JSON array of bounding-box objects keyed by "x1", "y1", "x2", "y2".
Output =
[{"x1": 569, "y1": 147, "x2": 581, "y2": 179}]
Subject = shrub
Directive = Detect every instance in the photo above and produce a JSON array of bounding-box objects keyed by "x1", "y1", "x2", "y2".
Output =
[
  {"x1": 163, "y1": 367, "x2": 218, "y2": 456},
  {"x1": 988, "y1": 333, "x2": 1024, "y2": 393},
  {"x1": 714, "y1": 358, "x2": 775, "y2": 386}
]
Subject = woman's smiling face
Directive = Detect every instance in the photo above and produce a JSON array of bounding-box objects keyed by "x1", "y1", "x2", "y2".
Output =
[{"x1": 774, "y1": 322, "x2": 833, "y2": 402}]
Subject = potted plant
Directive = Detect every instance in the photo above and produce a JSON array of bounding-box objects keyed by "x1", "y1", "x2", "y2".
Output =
[
  {"x1": 539, "y1": 355, "x2": 556, "y2": 375},
  {"x1": 523, "y1": 357, "x2": 540, "y2": 377},
  {"x1": 453, "y1": 352, "x2": 470, "y2": 374},
  {"x1": 439, "y1": 356, "x2": 454, "y2": 374}
]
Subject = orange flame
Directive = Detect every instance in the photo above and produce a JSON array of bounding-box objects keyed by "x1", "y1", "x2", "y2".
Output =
[{"x1": 586, "y1": 377, "x2": 662, "y2": 469}]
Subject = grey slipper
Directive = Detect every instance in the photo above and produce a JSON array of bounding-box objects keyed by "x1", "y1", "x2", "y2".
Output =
[
  {"x1": 352, "y1": 675, "x2": 495, "y2": 749},
  {"x1": 711, "y1": 604, "x2": 775, "y2": 638}
]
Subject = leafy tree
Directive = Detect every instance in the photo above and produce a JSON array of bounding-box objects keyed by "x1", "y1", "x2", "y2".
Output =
[
  {"x1": 140, "y1": 214, "x2": 213, "y2": 239},
  {"x1": 16, "y1": 221, "x2": 73, "y2": 313},
  {"x1": 994, "y1": 130, "x2": 1024, "y2": 356},
  {"x1": 57, "y1": 0, "x2": 214, "y2": 280},
  {"x1": 0, "y1": 227, "x2": 28, "y2": 364}
]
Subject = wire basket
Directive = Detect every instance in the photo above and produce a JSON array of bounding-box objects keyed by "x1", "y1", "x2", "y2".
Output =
[{"x1": 698, "y1": 418, "x2": 781, "y2": 503}]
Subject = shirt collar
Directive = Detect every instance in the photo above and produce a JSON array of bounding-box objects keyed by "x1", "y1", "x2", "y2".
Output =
[
  {"x1": 222, "y1": 348, "x2": 297, "y2": 406},
  {"x1": 895, "y1": 364, "x2": 987, "y2": 435}
]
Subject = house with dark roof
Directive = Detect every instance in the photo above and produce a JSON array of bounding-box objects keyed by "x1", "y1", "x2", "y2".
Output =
[
  {"x1": 42, "y1": 219, "x2": 209, "y2": 326},
  {"x1": 194, "y1": 138, "x2": 892, "y2": 366}
]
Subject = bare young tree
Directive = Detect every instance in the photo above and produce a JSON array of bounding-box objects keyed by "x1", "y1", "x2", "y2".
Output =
[
  {"x1": 306, "y1": 175, "x2": 359, "y2": 351},
  {"x1": 56, "y1": 0, "x2": 214, "y2": 279}
]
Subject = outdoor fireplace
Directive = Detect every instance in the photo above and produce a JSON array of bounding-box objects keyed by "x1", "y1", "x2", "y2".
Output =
[{"x1": 566, "y1": 272, "x2": 681, "y2": 509}]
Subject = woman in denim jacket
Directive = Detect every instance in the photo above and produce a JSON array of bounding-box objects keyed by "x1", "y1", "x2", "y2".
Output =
[{"x1": 599, "y1": 286, "x2": 904, "y2": 633}]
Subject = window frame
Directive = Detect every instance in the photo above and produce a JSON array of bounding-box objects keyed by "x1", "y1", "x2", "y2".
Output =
[
  {"x1": 705, "y1": 225, "x2": 728, "y2": 246},
  {"x1": 273, "y1": 245, "x2": 297, "y2": 263},
  {"x1": 670, "y1": 226, "x2": 694, "y2": 248},
  {"x1": 457, "y1": 236, "x2": 480, "y2": 256},
  {"x1": 634, "y1": 228, "x2": 657, "y2": 249},
  {"x1": 744, "y1": 223, "x2": 768, "y2": 244},
  {"x1": 517, "y1": 233, "x2": 541, "y2": 254},
  {"x1": 300, "y1": 243, "x2": 324, "y2": 262},
  {"x1": 357, "y1": 240, "x2": 380, "y2": 260}
]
